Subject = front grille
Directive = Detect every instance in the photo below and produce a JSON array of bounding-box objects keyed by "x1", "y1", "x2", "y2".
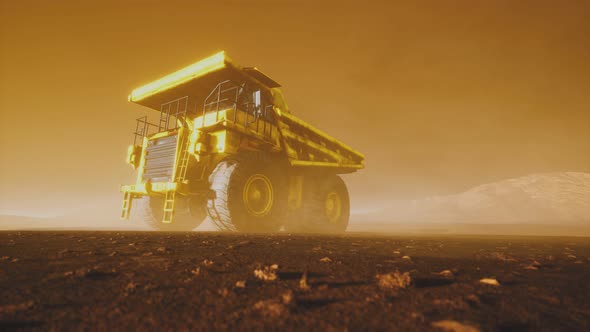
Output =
[{"x1": 142, "y1": 134, "x2": 177, "y2": 182}]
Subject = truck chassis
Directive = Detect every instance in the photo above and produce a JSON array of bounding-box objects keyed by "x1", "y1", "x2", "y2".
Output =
[{"x1": 120, "y1": 52, "x2": 364, "y2": 232}]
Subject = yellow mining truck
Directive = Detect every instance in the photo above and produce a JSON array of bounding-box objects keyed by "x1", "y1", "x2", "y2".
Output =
[{"x1": 120, "y1": 51, "x2": 364, "y2": 232}]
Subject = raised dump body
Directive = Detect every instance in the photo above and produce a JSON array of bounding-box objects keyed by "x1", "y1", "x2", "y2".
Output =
[{"x1": 120, "y1": 51, "x2": 364, "y2": 233}]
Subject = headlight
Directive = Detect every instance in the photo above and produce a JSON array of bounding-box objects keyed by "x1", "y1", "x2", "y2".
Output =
[{"x1": 126, "y1": 145, "x2": 141, "y2": 169}]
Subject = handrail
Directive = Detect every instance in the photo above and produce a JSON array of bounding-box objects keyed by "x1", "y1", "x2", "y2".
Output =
[
  {"x1": 131, "y1": 95, "x2": 190, "y2": 146},
  {"x1": 133, "y1": 116, "x2": 159, "y2": 145},
  {"x1": 202, "y1": 80, "x2": 275, "y2": 139}
]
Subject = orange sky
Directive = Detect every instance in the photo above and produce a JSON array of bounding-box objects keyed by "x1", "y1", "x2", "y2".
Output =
[{"x1": 1, "y1": 0, "x2": 589, "y2": 218}]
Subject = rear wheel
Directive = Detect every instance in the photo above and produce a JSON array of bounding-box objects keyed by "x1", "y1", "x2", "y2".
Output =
[
  {"x1": 207, "y1": 157, "x2": 286, "y2": 232},
  {"x1": 287, "y1": 175, "x2": 350, "y2": 233},
  {"x1": 136, "y1": 195, "x2": 207, "y2": 231}
]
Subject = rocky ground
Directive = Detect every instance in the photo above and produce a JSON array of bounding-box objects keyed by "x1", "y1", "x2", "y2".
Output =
[{"x1": 0, "y1": 231, "x2": 589, "y2": 331}]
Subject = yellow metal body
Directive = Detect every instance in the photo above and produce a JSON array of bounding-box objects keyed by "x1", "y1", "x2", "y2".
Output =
[
  {"x1": 120, "y1": 51, "x2": 364, "y2": 224},
  {"x1": 129, "y1": 51, "x2": 227, "y2": 102}
]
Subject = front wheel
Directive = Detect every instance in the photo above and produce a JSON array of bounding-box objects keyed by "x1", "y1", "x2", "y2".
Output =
[
  {"x1": 135, "y1": 196, "x2": 207, "y2": 231},
  {"x1": 206, "y1": 157, "x2": 287, "y2": 232}
]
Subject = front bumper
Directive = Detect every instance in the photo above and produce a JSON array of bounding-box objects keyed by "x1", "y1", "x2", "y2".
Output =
[{"x1": 120, "y1": 181, "x2": 179, "y2": 196}]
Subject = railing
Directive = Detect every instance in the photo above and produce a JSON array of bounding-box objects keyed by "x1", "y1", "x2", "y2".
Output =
[
  {"x1": 202, "y1": 80, "x2": 275, "y2": 139},
  {"x1": 159, "y1": 96, "x2": 189, "y2": 132},
  {"x1": 202, "y1": 80, "x2": 241, "y2": 122},
  {"x1": 132, "y1": 96, "x2": 190, "y2": 146},
  {"x1": 133, "y1": 116, "x2": 159, "y2": 146},
  {"x1": 131, "y1": 80, "x2": 277, "y2": 147}
]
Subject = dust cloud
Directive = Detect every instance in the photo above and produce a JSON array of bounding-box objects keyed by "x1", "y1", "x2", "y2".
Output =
[{"x1": 1, "y1": 1, "x2": 589, "y2": 234}]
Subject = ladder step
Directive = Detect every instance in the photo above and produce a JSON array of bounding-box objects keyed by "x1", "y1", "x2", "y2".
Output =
[
  {"x1": 162, "y1": 191, "x2": 175, "y2": 224},
  {"x1": 120, "y1": 192, "x2": 133, "y2": 220}
]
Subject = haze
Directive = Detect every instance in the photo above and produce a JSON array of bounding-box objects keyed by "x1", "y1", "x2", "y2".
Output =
[{"x1": 1, "y1": 0, "x2": 589, "y2": 228}]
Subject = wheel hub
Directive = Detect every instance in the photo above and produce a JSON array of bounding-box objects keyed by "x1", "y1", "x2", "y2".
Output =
[
  {"x1": 243, "y1": 174, "x2": 273, "y2": 217},
  {"x1": 325, "y1": 191, "x2": 342, "y2": 224}
]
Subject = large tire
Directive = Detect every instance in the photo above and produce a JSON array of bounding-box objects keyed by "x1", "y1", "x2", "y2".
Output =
[
  {"x1": 135, "y1": 195, "x2": 207, "y2": 231},
  {"x1": 288, "y1": 175, "x2": 350, "y2": 233},
  {"x1": 206, "y1": 157, "x2": 287, "y2": 232}
]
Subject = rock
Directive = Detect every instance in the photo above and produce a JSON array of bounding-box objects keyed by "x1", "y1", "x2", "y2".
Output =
[
  {"x1": 0, "y1": 301, "x2": 34, "y2": 314},
  {"x1": 479, "y1": 278, "x2": 500, "y2": 286},
  {"x1": 125, "y1": 282, "x2": 138, "y2": 294},
  {"x1": 218, "y1": 288, "x2": 229, "y2": 297},
  {"x1": 253, "y1": 300, "x2": 288, "y2": 318},
  {"x1": 254, "y1": 264, "x2": 278, "y2": 281},
  {"x1": 226, "y1": 240, "x2": 252, "y2": 250},
  {"x1": 281, "y1": 291, "x2": 293, "y2": 305},
  {"x1": 439, "y1": 270, "x2": 454, "y2": 278},
  {"x1": 431, "y1": 320, "x2": 480, "y2": 332},
  {"x1": 235, "y1": 280, "x2": 246, "y2": 288},
  {"x1": 319, "y1": 257, "x2": 332, "y2": 263},
  {"x1": 537, "y1": 294, "x2": 560, "y2": 304},
  {"x1": 524, "y1": 261, "x2": 540, "y2": 270},
  {"x1": 191, "y1": 267, "x2": 201, "y2": 276},
  {"x1": 410, "y1": 312, "x2": 424, "y2": 322},
  {"x1": 143, "y1": 283, "x2": 157, "y2": 291},
  {"x1": 465, "y1": 294, "x2": 481, "y2": 307},
  {"x1": 299, "y1": 272, "x2": 310, "y2": 291},
  {"x1": 376, "y1": 270, "x2": 411, "y2": 290},
  {"x1": 432, "y1": 299, "x2": 469, "y2": 311},
  {"x1": 491, "y1": 252, "x2": 517, "y2": 262}
]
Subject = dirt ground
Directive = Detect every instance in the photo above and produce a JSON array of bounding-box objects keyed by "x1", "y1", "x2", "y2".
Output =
[{"x1": 0, "y1": 231, "x2": 589, "y2": 331}]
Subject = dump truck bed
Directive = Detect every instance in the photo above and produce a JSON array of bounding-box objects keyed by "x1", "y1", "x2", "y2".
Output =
[{"x1": 276, "y1": 110, "x2": 364, "y2": 172}]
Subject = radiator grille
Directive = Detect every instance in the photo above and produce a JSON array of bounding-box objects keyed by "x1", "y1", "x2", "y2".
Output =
[{"x1": 142, "y1": 135, "x2": 177, "y2": 182}]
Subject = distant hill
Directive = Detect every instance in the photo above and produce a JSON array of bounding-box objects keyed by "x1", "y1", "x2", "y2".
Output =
[
  {"x1": 355, "y1": 172, "x2": 590, "y2": 225},
  {"x1": 3, "y1": 172, "x2": 588, "y2": 235}
]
